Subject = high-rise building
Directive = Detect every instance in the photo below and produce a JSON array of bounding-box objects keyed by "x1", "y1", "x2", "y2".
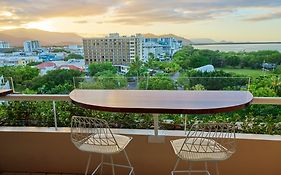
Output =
[
  {"x1": 0, "y1": 41, "x2": 10, "y2": 49},
  {"x1": 23, "y1": 40, "x2": 40, "y2": 52},
  {"x1": 83, "y1": 33, "x2": 143, "y2": 65},
  {"x1": 143, "y1": 37, "x2": 182, "y2": 61}
]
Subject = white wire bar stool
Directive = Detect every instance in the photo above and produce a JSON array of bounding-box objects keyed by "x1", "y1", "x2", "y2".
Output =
[
  {"x1": 170, "y1": 123, "x2": 236, "y2": 175},
  {"x1": 71, "y1": 116, "x2": 134, "y2": 175}
]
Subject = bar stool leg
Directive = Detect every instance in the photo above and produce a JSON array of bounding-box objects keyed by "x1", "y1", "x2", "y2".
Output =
[
  {"x1": 100, "y1": 154, "x2": 104, "y2": 175},
  {"x1": 123, "y1": 150, "x2": 134, "y2": 175},
  {"x1": 110, "y1": 155, "x2": 115, "y2": 175},
  {"x1": 171, "y1": 158, "x2": 180, "y2": 175},
  {"x1": 188, "y1": 162, "x2": 192, "y2": 175},
  {"x1": 205, "y1": 161, "x2": 209, "y2": 175},
  {"x1": 85, "y1": 153, "x2": 92, "y2": 175},
  {"x1": 215, "y1": 161, "x2": 220, "y2": 175}
]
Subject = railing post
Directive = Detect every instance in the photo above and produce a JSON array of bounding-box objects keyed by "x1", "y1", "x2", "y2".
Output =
[
  {"x1": 10, "y1": 77, "x2": 15, "y2": 93},
  {"x1": 153, "y1": 114, "x2": 159, "y2": 136},
  {"x1": 148, "y1": 113, "x2": 165, "y2": 143},
  {"x1": 52, "y1": 101, "x2": 58, "y2": 130}
]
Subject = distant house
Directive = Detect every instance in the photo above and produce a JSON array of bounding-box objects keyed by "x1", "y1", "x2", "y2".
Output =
[
  {"x1": 36, "y1": 62, "x2": 57, "y2": 75},
  {"x1": 194, "y1": 65, "x2": 215, "y2": 73},
  {"x1": 58, "y1": 65, "x2": 83, "y2": 72},
  {"x1": 36, "y1": 59, "x2": 85, "y2": 75}
]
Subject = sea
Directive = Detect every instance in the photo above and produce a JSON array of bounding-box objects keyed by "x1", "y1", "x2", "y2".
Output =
[{"x1": 193, "y1": 43, "x2": 281, "y2": 52}]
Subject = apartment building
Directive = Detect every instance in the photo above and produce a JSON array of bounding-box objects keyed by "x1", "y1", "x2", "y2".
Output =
[
  {"x1": 83, "y1": 33, "x2": 143, "y2": 65},
  {"x1": 23, "y1": 40, "x2": 40, "y2": 53},
  {"x1": 143, "y1": 37, "x2": 182, "y2": 61},
  {"x1": 0, "y1": 41, "x2": 10, "y2": 49}
]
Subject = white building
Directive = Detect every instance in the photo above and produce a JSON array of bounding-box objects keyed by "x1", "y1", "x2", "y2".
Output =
[
  {"x1": 143, "y1": 42, "x2": 165, "y2": 61},
  {"x1": 0, "y1": 41, "x2": 10, "y2": 49},
  {"x1": 67, "y1": 45, "x2": 84, "y2": 56},
  {"x1": 0, "y1": 56, "x2": 40, "y2": 67},
  {"x1": 143, "y1": 37, "x2": 182, "y2": 61},
  {"x1": 23, "y1": 40, "x2": 40, "y2": 53},
  {"x1": 194, "y1": 65, "x2": 215, "y2": 73}
]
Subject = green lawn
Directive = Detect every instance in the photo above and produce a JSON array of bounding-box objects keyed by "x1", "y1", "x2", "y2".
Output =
[{"x1": 217, "y1": 68, "x2": 273, "y2": 78}]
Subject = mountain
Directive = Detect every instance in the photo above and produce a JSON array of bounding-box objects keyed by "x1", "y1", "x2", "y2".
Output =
[
  {"x1": 143, "y1": 33, "x2": 192, "y2": 45},
  {"x1": 0, "y1": 28, "x2": 82, "y2": 46},
  {"x1": 190, "y1": 38, "x2": 216, "y2": 44}
]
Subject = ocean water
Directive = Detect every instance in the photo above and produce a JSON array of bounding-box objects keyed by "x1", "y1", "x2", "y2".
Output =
[{"x1": 193, "y1": 43, "x2": 281, "y2": 52}]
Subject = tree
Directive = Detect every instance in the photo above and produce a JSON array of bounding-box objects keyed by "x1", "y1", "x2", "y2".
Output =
[
  {"x1": 274, "y1": 65, "x2": 281, "y2": 74},
  {"x1": 145, "y1": 57, "x2": 159, "y2": 70},
  {"x1": 148, "y1": 52, "x2": 155, "y2": 60},
  {"x1": 27, "y1": 62, "x2": 42, "y2": 66},
  {"x1": 64, "y1": 53, "x2": 83, "y2": 61},
  {"x1": 158, "y1": 62, "x2": 180, "y2": 74},
  {"x1": 139, "y1": 74, "x2": 176, "y2": 90},
  {"x1": 52, "y1": 49, "x2": 70, "y2": 53},
  {"x1": 29, "y1": 69, "x2": 82, "y2": 94},
  {"x1": 0, "y1": 66, "x2": 40, "y2": 92},
  {"x1": 88, "y1": 62, "x2": 117, "y2": 76},
  {"x1": 80, "y1": 71, "x2": 127, "y2": 89},
  {"x1": 128, "y1": 55, "x2": 144, "y2": 77}
]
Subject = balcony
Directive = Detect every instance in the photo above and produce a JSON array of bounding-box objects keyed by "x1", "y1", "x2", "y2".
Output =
[{"x1": 0, "y1": 93, "x2": 281, "y2": 175}]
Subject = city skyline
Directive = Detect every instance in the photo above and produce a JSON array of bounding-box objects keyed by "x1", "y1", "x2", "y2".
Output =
[{"x1": 1, "y1": 0, "x2": 281, "y2": 42}]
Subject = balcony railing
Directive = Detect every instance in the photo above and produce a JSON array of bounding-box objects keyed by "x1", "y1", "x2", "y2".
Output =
[
  {"x1": 0, "y1": 93, "x2": 281, "y2": 175},
  {"x1": 0, "y1": 94, "x2": 280, "y2": 131}
]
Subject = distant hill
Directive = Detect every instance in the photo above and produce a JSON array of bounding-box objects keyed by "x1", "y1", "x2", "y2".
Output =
[
  {"x1": 0, "y1": 29, "x2": 193, "y2": 47},
  {"x1": 143, "y1": 33, "x2": 192, "y2": 45},
  {"x1": 0, "y1": 28, "x2": 82, "y2": 46},
  {"x1": 190, "y1": 38, "x2": 216, "y2": 44}
]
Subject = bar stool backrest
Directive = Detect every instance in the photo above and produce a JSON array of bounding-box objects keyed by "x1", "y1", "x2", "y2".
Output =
[
  {"x1": 71, "y1": 116, "x2": 119, "y2": 149},
  {"x1": 180, "y1": 123, "x2": 236, "y2": 155}
]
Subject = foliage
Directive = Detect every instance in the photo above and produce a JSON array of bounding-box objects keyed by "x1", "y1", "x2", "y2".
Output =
[
  {"x1": 158, "y1": 62, "x2": 180, "y2": 74},
  {"x1": 88, "y1": 62, "x2": 117, "y2": 76},
  {"x1": 178, "y1": 70, "x2": 248, "y2": 90},
  {"x1": 0, "y1": 101, "x2": 153, "y2": 129},
  {"x1": 80, "y1": 71, "x2": 128, "y2": 89},
  {"x1": 28, "y1": 69, "x2": 82, "y2": 94},
  {"x1": 173, "y1": 46, "x2": 281, "y2": 70},
  {"x1": 64, "y1": 53, "x2": 83, "y2": 61},
  {"x1": 127, "y1": 55, "x2": 147, "y2": 77},
  {"x1": 139, "y1": 74, "x2": 176, "y2": 90},
  {"x1": 52, "y1": 49, "x2": 70, "y2": 53},
  {"x1": 249, "y1": 76, "x2": 281, "y2": 97},
  {"x1": 274, "y1": 65, "x2": 281, "y2": 74},
  {"x1": 0, "y1": 66, "x2": 39, "y2": 91},
  {"x1": 27, "y1": 62, "x2": 42, "y2": 66}
]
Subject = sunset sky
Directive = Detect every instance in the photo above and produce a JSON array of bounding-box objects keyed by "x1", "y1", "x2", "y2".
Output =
[{"x1": 0, "y1": 0, "x2": 281, "y2": 41}]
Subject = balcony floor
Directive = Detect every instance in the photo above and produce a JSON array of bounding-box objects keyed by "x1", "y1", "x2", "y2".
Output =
[{"x1": 1, "y1": 173, "x2": 82, "y2": 175}]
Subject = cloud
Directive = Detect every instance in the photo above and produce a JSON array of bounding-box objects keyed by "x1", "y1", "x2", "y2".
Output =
[
  {"x1": 0, "y1": 0, "x2": 281, "y2": 27},
  {"x1": 0, "y1": 0, "x2": 122, "y2": 26},
  {"x1": 109, "y1": 0, "x2": 281, "y2": 25},
  {"x1": 73, "y1": 20, "x2": 88, "y2": 24},
  {"x1": 245, "y1": 11, "x2": 281, "y2": 21}
]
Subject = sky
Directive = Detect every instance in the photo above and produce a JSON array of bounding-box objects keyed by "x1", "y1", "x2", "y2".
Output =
[{"x1": 0, "y1": 0, "x2": 281, "y2": 41}]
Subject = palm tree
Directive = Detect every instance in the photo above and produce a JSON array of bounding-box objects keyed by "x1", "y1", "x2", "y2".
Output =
[{"x1": 129, "y1": 55, "x2": 143, "y2": 82}]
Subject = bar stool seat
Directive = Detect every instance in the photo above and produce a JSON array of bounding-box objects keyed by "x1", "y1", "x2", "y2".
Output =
[
  {"x1": 77, "y1": 134, "x2": 132, "y2": 154},
  {"x1": 171, "y1": 138, "x2": 232, "y2": 161}
]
